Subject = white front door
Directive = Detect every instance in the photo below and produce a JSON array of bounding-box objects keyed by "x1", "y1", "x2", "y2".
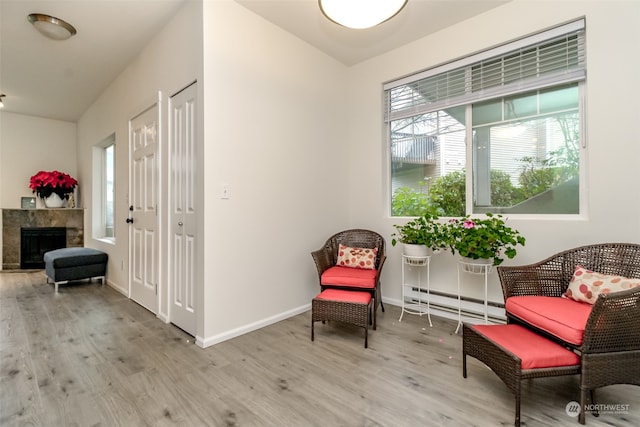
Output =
[
  {"x1": 129, "y1": 104, "x2": 159, "y2": 314},
  {"x1": 168, "y1": 82, "x2": 198, "y2": 334}
]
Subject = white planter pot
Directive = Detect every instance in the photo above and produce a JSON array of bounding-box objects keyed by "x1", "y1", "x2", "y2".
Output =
[
  {"x1": 44, "y1": 193, "x2": 65, "y2": 208},
  {"x1": 403, "y1": 244, "x2": 432, "y2": 258}
]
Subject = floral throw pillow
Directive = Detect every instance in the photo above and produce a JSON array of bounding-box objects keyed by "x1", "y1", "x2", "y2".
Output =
[
  {"x1": 336, "y1": 244, "x2": 378, "y2": 270},
  {"x1": 563, "y1": 265, "x2": 640, "y2": 304}
]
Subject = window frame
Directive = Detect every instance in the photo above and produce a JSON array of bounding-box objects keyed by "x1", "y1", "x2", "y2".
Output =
[
  {"x1": 384, "y1": 19, "x2": 587, "y2": 219},
  {"x1": 92, "y1": 134, "x2": 116, "y2": 242}
]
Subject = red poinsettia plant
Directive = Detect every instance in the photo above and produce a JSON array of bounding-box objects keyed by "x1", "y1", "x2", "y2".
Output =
[{"x1": 29, "y1": 170, "x2": 78, "y2": 200}]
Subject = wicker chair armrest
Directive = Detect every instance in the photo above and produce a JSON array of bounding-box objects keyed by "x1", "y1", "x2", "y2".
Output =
[
  {"x1": 376, "y1": 254, "x2": 387, "y2": 274},
  {"x1": 311, "y1": 248, "x2": 333, "y2": 277},
  {"x1": 497, "y1": 262, "x2": 567, "y2": 299},
  {"x1": 582, "y1": 287, "x2": 640, "y2": 354}
]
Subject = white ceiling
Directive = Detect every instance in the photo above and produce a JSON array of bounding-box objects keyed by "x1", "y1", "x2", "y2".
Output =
[
  {"x1": 237, "y1": 0, "x2": 510, "y2": 66},
  {"x1": 0, "y1": 0, "x2": 186, "y2": 122},
  {"x1": 0, "y1": 0, "x2": 510, "y2": 123}
]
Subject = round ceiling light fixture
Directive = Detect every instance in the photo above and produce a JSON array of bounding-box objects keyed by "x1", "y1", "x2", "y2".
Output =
[
  {"x1": 319, "y1": 0, "x2": 407, "y2": 29},
  {"x1": 27, "y1": 13, "x2": 77, "y2": 40}
]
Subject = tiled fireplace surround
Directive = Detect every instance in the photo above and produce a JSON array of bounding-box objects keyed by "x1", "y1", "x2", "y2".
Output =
[{"x1": 2, "y1": 208, "x2": 84, "y2": 270}]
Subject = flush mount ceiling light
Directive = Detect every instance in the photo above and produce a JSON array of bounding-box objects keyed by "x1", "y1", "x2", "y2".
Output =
[
  {"x1": 319, "y1": 0, "x2": 407, "y2": 29},
  {"x1": 27, "y1": 13, "x2": 77, "y2": 40},
  {"x1": 0, "y1": 94, "x2": 5, "y2": 108}
]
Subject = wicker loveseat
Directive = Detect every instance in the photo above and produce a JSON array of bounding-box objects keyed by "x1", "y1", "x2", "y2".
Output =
[{"x1": 497, "y1": 243, "x2": 640, "y2": 424}]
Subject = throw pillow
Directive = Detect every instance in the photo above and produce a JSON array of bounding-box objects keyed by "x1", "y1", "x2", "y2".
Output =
[
  {"x1": 563, "y1": 265, "x2": 640, "y2": 304},
  {"x1": 336, "y1": 244, "x2": 378, "y2": 270}
]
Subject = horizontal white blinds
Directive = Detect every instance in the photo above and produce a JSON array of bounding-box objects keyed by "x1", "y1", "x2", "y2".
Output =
[{"x1": 384, "y1": 19, "x2": 585, "y2": 122}]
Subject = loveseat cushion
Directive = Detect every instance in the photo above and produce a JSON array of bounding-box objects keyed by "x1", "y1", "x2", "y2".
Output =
[
  {"x1": 321, "y1": 266, "x2": 377, "y2": 288},
  {"x1": 505, "y1": 296, "x2": 592, "y2": 346}
]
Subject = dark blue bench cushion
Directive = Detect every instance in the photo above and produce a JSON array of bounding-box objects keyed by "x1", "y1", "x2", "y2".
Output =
[{"x1": 44, "y1": 247, "x2": 108, "y2": 268}]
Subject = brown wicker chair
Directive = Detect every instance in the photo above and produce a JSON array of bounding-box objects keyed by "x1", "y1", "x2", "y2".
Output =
[
  {"x1": 311, "y1": 229, "x2": 386, "y2": 329},
  {"x1": 497, "y1": 243, "x2": 640, "y2": 424}
]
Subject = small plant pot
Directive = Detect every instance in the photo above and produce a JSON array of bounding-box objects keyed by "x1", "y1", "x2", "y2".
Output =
[{"x1": 403, "y1": 244, "x2": 432, "y2": 258}]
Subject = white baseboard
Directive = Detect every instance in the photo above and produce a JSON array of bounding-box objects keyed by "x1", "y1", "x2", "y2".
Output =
[
  {"x1": 384, "y1": 290, "x2": 506, "y2": 324},
  {"x1": 196, "y1": 291, "x2": 506, "y2": 349},
  {"x1": 197, "y1": 303, "x2": 312, "y2": 348},
  {"x1": 105, "y1": 279, "x2": 128, "y2": 297}
]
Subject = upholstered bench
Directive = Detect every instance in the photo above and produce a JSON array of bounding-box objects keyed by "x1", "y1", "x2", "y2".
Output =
[
  {"x1": 463, "y1": 323, "x2": 581, "y2": 426},
  {"x1": 311, "y1": 289, "x2": 372, "y2": 348},
  {"x1": 43, "y1": 247, "x2": 108, "y2": 292}
]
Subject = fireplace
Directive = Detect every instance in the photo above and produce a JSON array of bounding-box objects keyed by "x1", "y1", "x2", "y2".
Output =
[
  {"x1": 20, "y1": 227, "x2": 67, "y2": 269},
  {"x1": 2, "y1": 208, "x2": 83, "y2": 270}
]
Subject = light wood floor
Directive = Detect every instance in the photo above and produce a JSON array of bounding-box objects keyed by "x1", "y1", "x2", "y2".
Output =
[{"x1": 1, "y1": 271, "x2": 639, "y2": 427}]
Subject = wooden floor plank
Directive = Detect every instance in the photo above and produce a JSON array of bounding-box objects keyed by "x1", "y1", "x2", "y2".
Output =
[{"x1": 1, "y1": 270, "x2": 639, "y2": 426}]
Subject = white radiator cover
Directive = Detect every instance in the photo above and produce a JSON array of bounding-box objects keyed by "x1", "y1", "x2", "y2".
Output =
[{"x1": 392, "y1": 288, "x2": 507, "y2": 324}]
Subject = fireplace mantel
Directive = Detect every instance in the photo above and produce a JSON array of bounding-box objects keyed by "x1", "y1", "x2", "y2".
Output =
[{"x1": 2, "y1": 208, "x2": 84, "y2": 269}]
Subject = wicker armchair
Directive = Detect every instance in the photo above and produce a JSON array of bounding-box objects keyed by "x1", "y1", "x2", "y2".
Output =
[
  {"x1": 497, "y1": 243, "x2": 640, "y2": 424},
  {"x1": 311, "y1": 229, "x2": 386, "y2": 329}
]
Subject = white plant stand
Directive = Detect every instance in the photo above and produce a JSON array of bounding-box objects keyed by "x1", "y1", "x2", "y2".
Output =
[
  {"x1": 399, "y1": 254, "x2": 432, "y2": 326},
  {"x1": 455, "y1": 258, "x2": 492, "y2": 333}
]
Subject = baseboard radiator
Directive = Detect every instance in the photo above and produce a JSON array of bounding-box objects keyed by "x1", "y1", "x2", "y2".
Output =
[{"x1": 403, "y1": 288, "x2": 507, "y2": 324}]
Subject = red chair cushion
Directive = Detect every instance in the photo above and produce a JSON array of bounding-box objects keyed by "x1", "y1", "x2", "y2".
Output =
[
  {"x1": 505, "y1": 296, "x2": 592, "y2": 346},
  {"x1": 321, "y1": 266, "x2": 377, "y2": 289},
  {"x1": 316, "y1": 289, "x2": 371, "y2": 304},
  {"x1": 472, "y1": 324, "x2": 580, "y2": 369}
]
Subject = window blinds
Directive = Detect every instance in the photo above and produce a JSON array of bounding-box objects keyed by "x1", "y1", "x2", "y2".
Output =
[{"x1": 384, "y1": 19, "x2": 585, "y2": 122}]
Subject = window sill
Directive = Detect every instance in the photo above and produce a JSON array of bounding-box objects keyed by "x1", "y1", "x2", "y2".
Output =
[{"x1": 96, "y1": 237, "x2": 115, "y2": 245}]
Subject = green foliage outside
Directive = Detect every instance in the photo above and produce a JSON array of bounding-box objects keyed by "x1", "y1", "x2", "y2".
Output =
[
  {"x1": 391, "y1": 183, "x2": 439, "y2": 217},
  {"x1": 427, "y1": 171, "x2": 466, "y2": 217},
  {"x1": 518, "y1": 156, "x2": 576, "y2": 200},
  {"x1": 393, "y1": 164, "x2": 576, "y2": 217}
]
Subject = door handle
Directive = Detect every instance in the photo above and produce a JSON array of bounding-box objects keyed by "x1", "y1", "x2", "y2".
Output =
[
  {"x1": 126, "y1": 218, "x2": 134, "y2": 224},
  {"x1": 178, "y1": 221, "x2": 184, "y2": 226}
]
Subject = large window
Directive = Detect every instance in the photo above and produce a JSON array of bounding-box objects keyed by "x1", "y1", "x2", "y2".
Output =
[{"x1": 386, "y1": 20, "x2": 585, "y2": 217}]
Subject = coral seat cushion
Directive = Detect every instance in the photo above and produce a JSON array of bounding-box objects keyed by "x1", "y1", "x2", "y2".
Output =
[
  {"x1": 505, "y1": 296, "x2": 592, "y2": 346},
  {"x1": 472, "y1": 324, "x2": 580, "y2": 369},
  {"x1": 316, "y1": 289, "x2": 371, "y2": 304},
  {"x1": 321, "y1": 266, "x2": 377, "y2": 289}
]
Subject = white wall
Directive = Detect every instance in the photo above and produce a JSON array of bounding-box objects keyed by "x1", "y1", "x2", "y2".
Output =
[
  {"x1": 6, "y1": 0, "x2": 639, "y2": 346},
  {"x1": 200, "y1": 1, "x2": 350, "y2": 345},
  {"x1": 0, "y1": 111, "x2": 77, "y2": 268},
  {"x1": 0, "y1": 111, "x2": 77, "y2": 208},
  {"x1": 347, "y1": 0, "x2": 640, "y2": 305},
  {"x1": 76, "y1": 1, "x2": 203, "y2": 316},
  {"x1": 75, "y1": 0, "x2": 350, "y2": 347}
]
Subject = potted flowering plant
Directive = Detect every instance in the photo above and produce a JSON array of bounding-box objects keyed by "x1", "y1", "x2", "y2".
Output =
[
  {"x1": 29, "y1": 170, "x2": 78, "y2": 206},
  {"x1": 391, "y1": 213, "x2": 448, "y2": 257},
  {"x1": 444, "y1": 213, "x2": 525, "y2": 266}
]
